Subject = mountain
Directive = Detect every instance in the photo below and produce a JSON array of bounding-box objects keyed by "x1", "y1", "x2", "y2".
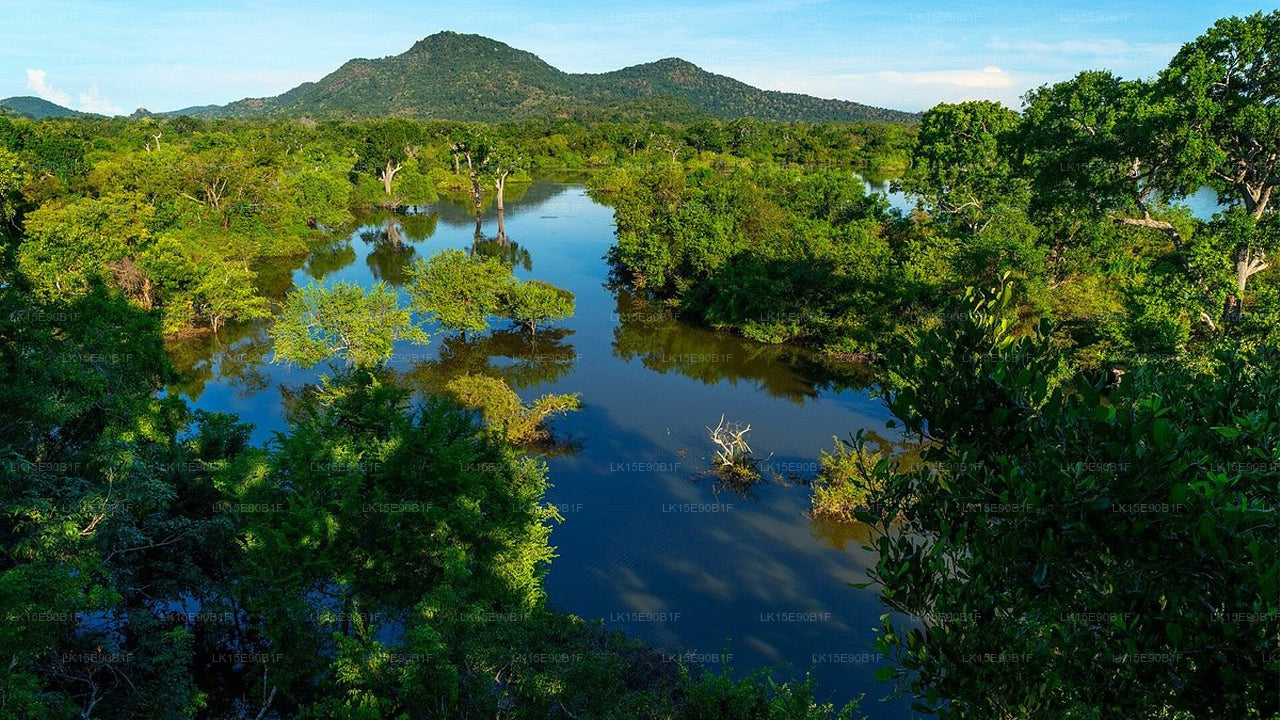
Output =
[
  {"x1": 0, "y1": 96, "x2": 93, "y2": 119},
  {"x1": 170, "y1": 32, "x2": 916, "y2": 123}
]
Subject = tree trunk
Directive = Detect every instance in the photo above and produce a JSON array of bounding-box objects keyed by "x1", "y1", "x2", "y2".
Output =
[
  {"x1": 494, "y1": 172, "x2": 508, "y2": 243},
  {"x1": 464, "y1": 152, "x2": 482, "y2": 212},
  {"x1": 1115, "y1": 217, "x2": 1184, "y2": 252},
  {"x1": 381, "y1": 159, "x2": 403, "y2": 197}
]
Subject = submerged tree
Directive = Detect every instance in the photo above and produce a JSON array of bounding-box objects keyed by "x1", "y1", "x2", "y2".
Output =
[
  {"x1": 407, "y1": 248, "x2": 512, "y2": 338},
  {"x1": 270, "y1": 281, "x2": 428, "y2": 368},
  {"x1": 444, "y1": 373, "x2": 580, "y2": 445},
  {"x1": 484, "y1": 147, "x2": 525, "y2": 242},
  {"x1": 498, "y1": 279, "x2": 576, "y2": 338}
]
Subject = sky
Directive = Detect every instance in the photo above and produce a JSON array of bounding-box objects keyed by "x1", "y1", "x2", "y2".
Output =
[{"x1": 0, "y1": 0, "x2": 1263, "y2": 115}]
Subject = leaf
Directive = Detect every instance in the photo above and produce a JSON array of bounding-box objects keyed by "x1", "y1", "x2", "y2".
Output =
[
  {"x1": 874, "y1": 665, "x2": 896, "y2": 682},
  {"x1": 1151, "y1": 418, "x2": 1173, "y2": 449},
  {"x1": 1211, "y1": 426, "x2": 1242, "y2": 439},
  {"x1": 1032, "y1": 562, "x2": 1047, "y2": 586}
]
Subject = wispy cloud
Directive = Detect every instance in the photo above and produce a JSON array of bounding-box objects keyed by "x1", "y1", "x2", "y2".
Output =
[
  {"x1": 868, "y1": 66, "x2": 1015, "y2": 88},
  {"x1": 78, "y1": 82, "x2": 124, "y2": 115},
  {"x1": 25, "y1": 68, "x2": 72, "y2": 105},
  {"x1": 24, "y1": 69, "x2": 122, "y2": 114}
]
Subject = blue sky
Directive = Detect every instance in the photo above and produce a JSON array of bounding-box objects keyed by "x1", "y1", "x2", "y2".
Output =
[{"x1": 0, "y1": 0, "x2": 1262, "y2": 115}]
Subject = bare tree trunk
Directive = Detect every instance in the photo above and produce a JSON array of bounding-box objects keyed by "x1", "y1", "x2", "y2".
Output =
[
  {"x1": 381, "y1": 158, "x2": 403, "y2": 198},
  {"x1": 463, "y1": 152, "x2": 482, "y2": 212},
  {"x1": 494, "y1": 171, "x2": 509, "y2": 243}
]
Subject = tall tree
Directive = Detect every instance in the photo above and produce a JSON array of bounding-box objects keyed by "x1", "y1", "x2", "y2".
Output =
[
  {"x1": 1160, "y1": 11, "x2": 1278, "y2": 311},
  {"x1": 896, "y1": 101, "x2": 1026, "y2": 233},
  {"x1": 484, "y1": 147, "x2": 524, "y2": 243}
]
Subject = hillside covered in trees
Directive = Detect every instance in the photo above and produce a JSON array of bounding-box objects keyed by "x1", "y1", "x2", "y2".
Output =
[{"x1": 172, "y1": 32, "x2": 918, "y2": 124}]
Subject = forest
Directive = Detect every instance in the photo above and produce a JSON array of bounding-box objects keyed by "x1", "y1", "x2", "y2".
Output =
[{"x1": 0, "y1": 10, "x2": 1276, "y2": 720}]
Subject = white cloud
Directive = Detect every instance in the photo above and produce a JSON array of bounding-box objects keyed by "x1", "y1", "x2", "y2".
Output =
[
  {"x1": 78, "y1": 82, "x2": 124, "y2": 115},
  {"x1": 871, "y1": 66, "x2": 1015, "y2": 88},
  {"x1": 25, "y1": 69, "x2": 72, "y2": 106},
  {"x1": 24, "y1": 69, "x2": 123, "y2": 115}
]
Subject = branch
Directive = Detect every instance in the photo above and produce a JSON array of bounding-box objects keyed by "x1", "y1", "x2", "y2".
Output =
[{"x1": 1115, "y1": 216, "x2": 1185, "y2": 252}]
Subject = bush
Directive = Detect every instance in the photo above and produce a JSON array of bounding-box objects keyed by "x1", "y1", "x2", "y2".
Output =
[
  {"x1": 444, "y1": 373, "x2": 580, "y2": 444},
  {"x1": 810, "y1": 435, "x2": 887, "y2": 522}
]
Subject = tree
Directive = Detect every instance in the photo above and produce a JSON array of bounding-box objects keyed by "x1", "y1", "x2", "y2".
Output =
[
  {"x1": 498, "y1": 279, "x2": 575, "y2": 338},
  {"x1": 444, "y1": 373, "x2": 580, "y2": 444},
  {"x1": 269, "y1": 281, "x2": 428, "y2": 368},
  {"x1": 853, "y1": 283, "x2": 1278, "y2": 719},
  {"x1": 484, "y1": 147, "x2": 525, "y2": 242},
  {"x1": 896, "y1": 101, "x2": 1026, "y2": 233},
  {"x1": 1019, "y1": 71, "x2": 1163, "y2": 228},
  {"x1": 448, "y1": 125, "x2": 490, "y2": 214},
  {"x1": 191, "y1": 260, "x2": 270, "y2": 334},
  {"x1": 356, "y1": 118, "x2": 424, "y2": 207},
  {"x1": 176, "y1": 138, "x2": 274, "y2": 229},
  {"x1": 18, "y1": 192, "x2": 154, "y2": 301},
  {"x1": 0, "y1": 146, "x2": 25, "y2": 227},
  {"x1": 407, "y1": 248, "x2": 512, "y2": 337},
  {"x1": 1160, "y1": 11, "x2": 1278, "y2": 307},
  {"x1": 1019, "y1": 13, "x2": 1278, "y2": 321}
]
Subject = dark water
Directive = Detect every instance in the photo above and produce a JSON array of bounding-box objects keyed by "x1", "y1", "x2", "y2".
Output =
[{"x1": 169, "y1": 180, "x2": 916, "y2": 716}]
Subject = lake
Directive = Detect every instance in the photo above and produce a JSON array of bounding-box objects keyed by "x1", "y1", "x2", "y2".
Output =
[{"x1": 168, "y1": 178, "x2": 914, "y2": 715}]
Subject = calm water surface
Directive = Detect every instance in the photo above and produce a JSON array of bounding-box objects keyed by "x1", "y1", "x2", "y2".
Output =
[{"x1": 169, "y1": 179, "x2": 928, "y2": 716}]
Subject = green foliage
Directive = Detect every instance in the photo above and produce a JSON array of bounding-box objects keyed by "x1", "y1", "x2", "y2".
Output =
[
  {"x1": 270, "y1": 281, "x2": 428, "y2": 368},
  {"x1": 407, "y1": 248, "x2": 512, "y2": 335},
  {"x1": 444, "y1": 373, "x2": 580, "y2": 444},
  {"x1": 18, "y1": 192, "x2": 153, "y2": 300},
  {"x1": 896, "y1": 101, "x2": 1026, "y2": 232},
  {"x1": 498, "y1": 278, "x2": 576, "y2": 336},
  {"x1": 1159, "y1": 11, "x2": 1280, "y2": 215},
  {"x1": 857, "y1": 283, "x2": 1278, "y2": 719},
  {"x1": 809, "y1": 436, "x2": 888, "y2": 522},
  {"x1": 602, "y1": 165, "x2": 908, "y2": 355},
  {"x1": 0, "y1": 146, "x2": 24, "y2": 224}
]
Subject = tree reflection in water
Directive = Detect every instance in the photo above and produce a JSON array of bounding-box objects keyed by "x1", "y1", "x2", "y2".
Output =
[
  {"x1": 610, "y1": 288, "x2": 875, "y2": 403},
  {"x1": 399, "y1": 327, "x2": 577, "y2": 394}
]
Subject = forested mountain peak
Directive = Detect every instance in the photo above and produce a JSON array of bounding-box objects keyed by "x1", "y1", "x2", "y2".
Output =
[
  {"x1": 168, "y1": 33, "x2": 917, "y2": 123},
  {"x1": 0, "y1": 95, "x2": 94, "y2": 119}
]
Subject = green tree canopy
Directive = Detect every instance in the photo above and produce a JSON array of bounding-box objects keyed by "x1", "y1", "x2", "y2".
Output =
[
  {"x1": 407, "y1": 248, "x2": 513, "y2": 335},
  {"x1": 270, "y1": 281, "x2": 428, "y2": 368},
  {"x1": 896, "y1": 101, "x2": 1025, "y2": 233},
  {"x1": 498, "y1": 279, "x2": 576, "y2": 337}
]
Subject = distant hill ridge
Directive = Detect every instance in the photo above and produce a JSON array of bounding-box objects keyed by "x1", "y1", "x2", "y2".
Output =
[
  {"x1": 0, "y1": 96, "x2": 95, "y2": 119},
  {"x1": 1, "y1": 33, "x2": 918, "y2": 124},
  {"x1": 170, "y1": 31, "x2": 918, "y2": 123}
]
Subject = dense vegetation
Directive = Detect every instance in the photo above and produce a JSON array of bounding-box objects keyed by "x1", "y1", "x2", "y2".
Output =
[
  {"x1": 598, "y1": 12, "x2": 1279, "y2": 372},
  {"x1": 0, "y1": 111, "x2": 911, "y2": 338},
  {"x1": 155, "y1": 32, "x2": 917, "y2": 124},
  {"x1": 856, "y1": 282, "x2": 1278, "y2": 719},
  {"x1": 0, "y1": 10, "x2": 1275, "y2": 720},
  {"x1": 0, "y1": 241, "x2": 858, "y2": 718}
]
